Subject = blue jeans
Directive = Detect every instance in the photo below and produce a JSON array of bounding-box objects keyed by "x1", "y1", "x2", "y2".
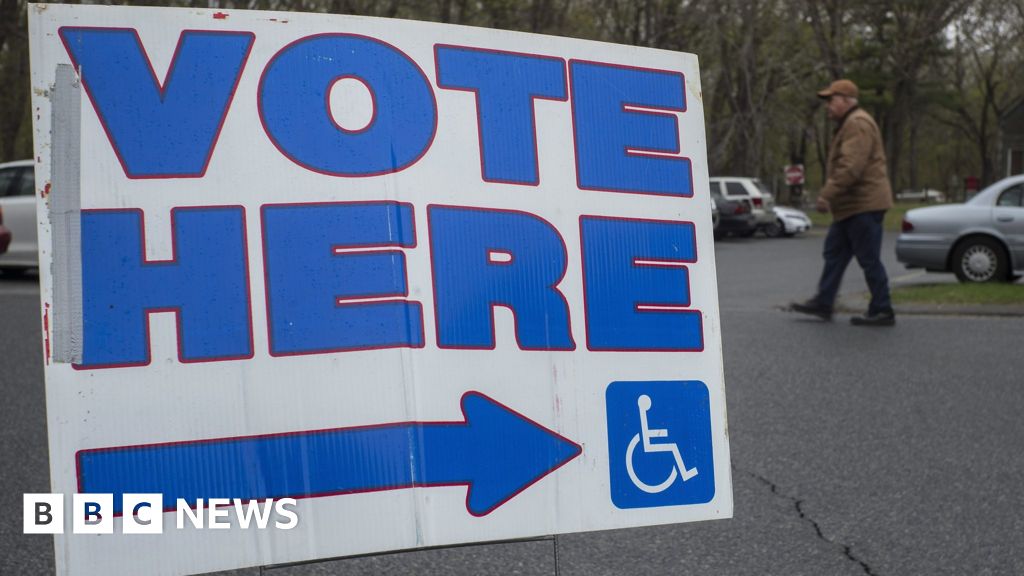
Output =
[{"x1": 814, "y1": 210, "x2": 892, "y2": 314}]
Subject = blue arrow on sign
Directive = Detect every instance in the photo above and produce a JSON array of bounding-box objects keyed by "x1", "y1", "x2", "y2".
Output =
[{"x1": 76, "y1": 392, "x2": 582, "y2": 516}]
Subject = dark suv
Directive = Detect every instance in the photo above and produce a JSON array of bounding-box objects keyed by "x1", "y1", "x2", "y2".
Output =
[{"x1": 711, "y1": 185, "x2": 757, "y2": 239}]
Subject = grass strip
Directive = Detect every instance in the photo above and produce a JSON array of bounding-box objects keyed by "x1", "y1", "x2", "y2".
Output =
[{"x1": 891, "y1": 282, "x2": 1024, "y2": 305}]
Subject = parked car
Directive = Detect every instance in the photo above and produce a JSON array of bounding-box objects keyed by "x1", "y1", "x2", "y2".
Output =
[
  {"x1": 0, "y1": 218, "x2": 10, "y2": 255},
  {"x1": 896, "y1": 174, "x2": 1024, "y2": 282},
  {"x1": 763, "y1": 205, "x2": 812, "y2": 238},
  {"x1": 896, "y1": 188, "x2": 946, "y2": 203},
  {"x1": 711, "y1": 195, "x2": 720, "y2": 231},
  {"x1": 709, "y1": 176, "x2": 777, "y2": 235},
  {"x1": 710, "y1": 184, "x2": 757, "y2": 239},
  {"x1": 0, "y1": 160, "x2": 37, "y2": 275}
]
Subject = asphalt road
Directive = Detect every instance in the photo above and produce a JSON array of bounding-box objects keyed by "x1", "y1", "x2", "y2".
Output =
[{"x1": 2, "y1": 230, "x2": 1023, "y2": 576}]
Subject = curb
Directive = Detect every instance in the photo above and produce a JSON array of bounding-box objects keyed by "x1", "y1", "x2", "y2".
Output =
[{"x1": 836, "y1": 294, "x2": 1024, "y2": 318}]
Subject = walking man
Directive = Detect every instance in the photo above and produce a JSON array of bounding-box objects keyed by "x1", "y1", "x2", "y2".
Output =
[{"x1": 791, "y1": 79, "x2": 896, "y2": 327}]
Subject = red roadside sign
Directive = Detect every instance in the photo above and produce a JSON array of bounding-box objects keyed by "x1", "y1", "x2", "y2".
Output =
[{"x1": 784, "y1": 164, "x2": 805, "y2": 186}]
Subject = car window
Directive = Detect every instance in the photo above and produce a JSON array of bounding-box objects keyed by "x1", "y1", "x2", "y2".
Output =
[
  {"x1": 0, "y1": 168, "x2": 18, "y2": 197},
  {"x1": 970, "y1": 179, "x2": 1024, "y2": 205},
  {"x1": 996, "y1": 185, "x2": 1022, "y2": 207},
  {"x1": 15, "y1": 167, "x2": 35, "y2": 197},
  {"x1": 725, "y1": 182, "x2": 747, "y2": 197}
]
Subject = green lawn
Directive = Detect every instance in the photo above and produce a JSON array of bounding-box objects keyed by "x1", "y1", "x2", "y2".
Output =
[
  {"x1": 806, "y1": 201, "x2": 936, "y2": 232},
  {"x1": 891, "y1": 282, "x2": 1024, "y2": 305}
]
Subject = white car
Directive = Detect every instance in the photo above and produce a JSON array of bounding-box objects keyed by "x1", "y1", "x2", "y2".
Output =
[
  {"x1": 896, "y1": 188, "x2": 946, "y2": 203},
  {"x1": 0, "y1": 160, "x2": 37, "y2": 275},
  {"x1": 765, "y1": 205, "x2": 812, "y2": 238},
  {"x1": 709, "y1": 176, "x2": 776, "y2": 236}
]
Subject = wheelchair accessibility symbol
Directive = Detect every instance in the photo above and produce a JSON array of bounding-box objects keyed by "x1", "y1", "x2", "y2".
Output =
[
  {"x1": 626, "y1": 395, "x2": 699, "y2": 493},
  {"x1": 606, "y1": 381, "x2": 715, "y2": 509}
]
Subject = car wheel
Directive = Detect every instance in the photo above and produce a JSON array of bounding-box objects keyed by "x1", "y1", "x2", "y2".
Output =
[
  {"x1": 763, "y1": 219, "x2": 784, "y2": 238},
  {"x1": 952, "y1": 237, "x2": 1009, "y2": 283}
]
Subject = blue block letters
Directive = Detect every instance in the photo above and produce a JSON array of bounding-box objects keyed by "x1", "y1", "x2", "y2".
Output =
[
  {"x1": 59, "y1": 28, "x2": 254, "y2": 178},
  {"x1": 259, "y1": 35, "x2": 437, "y2": 176},
  {"x1": 436, "y1": 46, "x2": 567, "y2": 185},
  {"x1": 65, "y1": 29, "x2": 708, "y2": 364},
  {"x1": 80, "y1": 208, "x2": 252, "y2": 368},
  {"x1": 429, "y1": 206, "x2": 574, "y2": 350},
  {"x1": 262, "y1": 202, "x2": 423, "y2": 355},
  {"x1": 580, "y1": 217, "x2": 702, "y2": 351},
  {"x1": 571, "y1": 61, "x2": 692, "y2": 197}
]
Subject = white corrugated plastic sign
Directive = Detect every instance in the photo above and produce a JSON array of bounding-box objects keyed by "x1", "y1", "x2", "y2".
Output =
[{"x1": 29, "y1": 4, "x2": 732, "y2": 575}]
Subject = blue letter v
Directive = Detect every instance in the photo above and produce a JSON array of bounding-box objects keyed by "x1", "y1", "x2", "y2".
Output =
[{"x1": 60, "y1": 28, "x2": 254, "y2": 179}]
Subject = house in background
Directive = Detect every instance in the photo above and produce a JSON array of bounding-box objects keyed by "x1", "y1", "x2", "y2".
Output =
[{"x1": 1000, "y1": 97, "x2": 1024, "y2": 177}]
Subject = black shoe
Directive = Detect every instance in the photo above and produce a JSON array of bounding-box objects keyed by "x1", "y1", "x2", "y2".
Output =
[
  {"x1": 789, "y1": 300, "x2": 833, "y2": 321},
  {"x1": 850, "y1": 311, "x2": 896, "y2": 327}
]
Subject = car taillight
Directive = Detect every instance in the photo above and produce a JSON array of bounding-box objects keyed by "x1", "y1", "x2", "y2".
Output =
[
  {"x1": 733, "y1": 202, "x2": 749, "y2": 215},
  {"x1": 752, "y1": 197, "x2": 763, "y2": 208},
  {"x1": 901, "y1": 218, "x2": 914, "y2": 232}
]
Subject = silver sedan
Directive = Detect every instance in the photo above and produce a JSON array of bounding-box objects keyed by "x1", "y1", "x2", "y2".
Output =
[{"x1": 896, "y1": 174, "x2": 1024, "y2": 282}]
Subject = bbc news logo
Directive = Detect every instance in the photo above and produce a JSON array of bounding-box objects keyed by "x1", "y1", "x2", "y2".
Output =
[{"x1": 24, "y1": 494, "x2": 298, "y2": 534}]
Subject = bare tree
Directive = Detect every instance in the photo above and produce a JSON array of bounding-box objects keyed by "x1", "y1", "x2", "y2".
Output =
[
  {"x1": 934, "y1": 0, "x2": 1024, "y2": 186},
  {"x1": 804, "y1": 0, "x2": 848, "y2": 78},
  {"x1": 0, "y1": 0, "x2": 29, "y2": 161},
  {"x1": 586, "y1": 0, "x2": 707, "y2": 50},
  {"x1": 701, "y1": 0, "x2": 820, "y2": 184},
  {"x1": 0, "y1": 0, "x2": 1012, "y2": 195}
]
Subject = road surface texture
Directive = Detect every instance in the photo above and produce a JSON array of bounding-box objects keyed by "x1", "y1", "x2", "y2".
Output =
[{"x1": 2, "y1": 231, "x2": 1022, "y2": 575}]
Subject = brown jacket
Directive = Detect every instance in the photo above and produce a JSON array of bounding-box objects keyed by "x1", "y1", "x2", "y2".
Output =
[{"x1": 819, "y1": 107, "x2": 893, "y2": 222}]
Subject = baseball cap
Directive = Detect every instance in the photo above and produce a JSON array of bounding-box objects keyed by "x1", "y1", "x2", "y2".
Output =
[{"x1": 817, "y1": 79, "x2": 859, "y2": 99}]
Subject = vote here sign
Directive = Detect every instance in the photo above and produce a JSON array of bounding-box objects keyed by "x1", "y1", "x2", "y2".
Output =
[{"x1": 29, "y1": 4, "x2": 732, "y2": 575}]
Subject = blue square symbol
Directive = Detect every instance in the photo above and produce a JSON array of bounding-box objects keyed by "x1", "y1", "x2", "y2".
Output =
[{"x1": 606, "y1": 380, "x2": 715, "y2": 509}]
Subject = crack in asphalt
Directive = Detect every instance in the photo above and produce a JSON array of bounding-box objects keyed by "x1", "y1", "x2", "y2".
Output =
[{"x1": 735, "y1": 465, "x2": 879, "y2": 576}]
